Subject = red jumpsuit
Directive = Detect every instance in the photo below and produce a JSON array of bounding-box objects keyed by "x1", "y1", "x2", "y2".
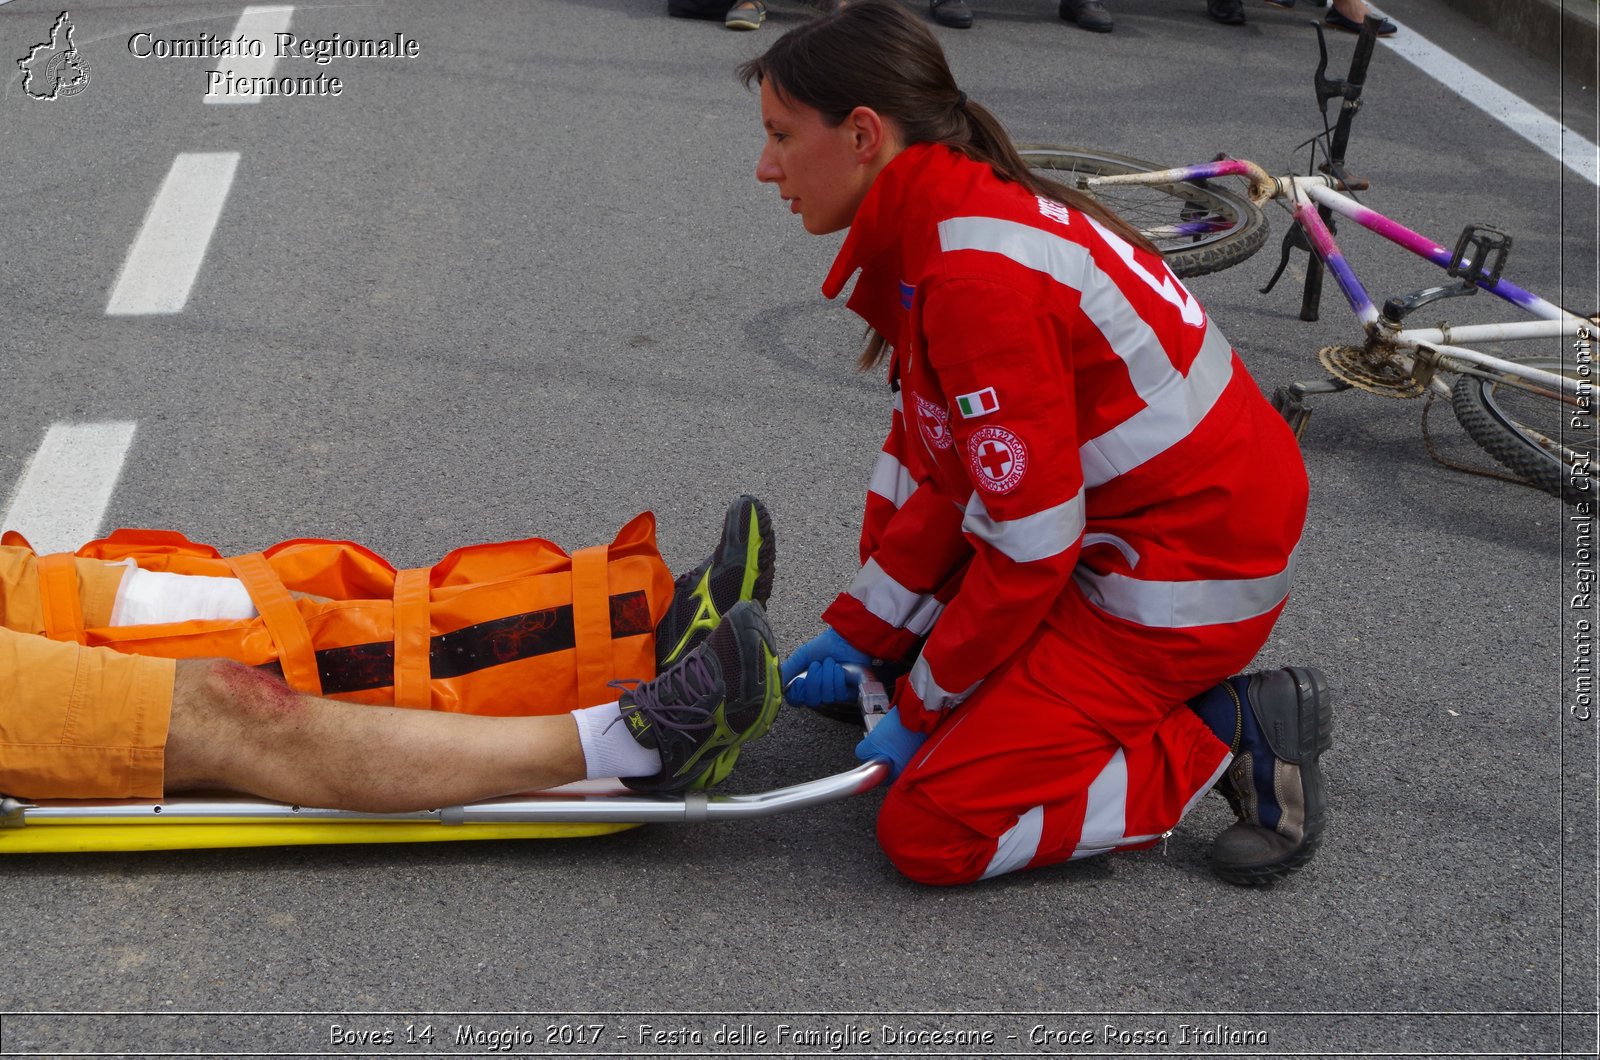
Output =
[{"x1": 818, "y1": 144, "x2": 1308, "y2": 885}]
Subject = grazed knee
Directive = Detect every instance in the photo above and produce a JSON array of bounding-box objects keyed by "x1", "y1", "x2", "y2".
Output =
[{"x1": 164, "y1": 659, "x2": 305, "y2": 791}]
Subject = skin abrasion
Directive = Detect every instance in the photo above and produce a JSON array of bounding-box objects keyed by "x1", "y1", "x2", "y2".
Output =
[{"x1": 210, "y1": 660, "x2": 304, "y2": 717}]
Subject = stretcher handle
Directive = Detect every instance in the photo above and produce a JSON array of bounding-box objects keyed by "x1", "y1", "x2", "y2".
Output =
[
  {"x1": 783, "y1": 663, "x2": 892, "y2": 734},
  {"x1": 2, "y1": 760, "x2": 892, "y2": 827}
]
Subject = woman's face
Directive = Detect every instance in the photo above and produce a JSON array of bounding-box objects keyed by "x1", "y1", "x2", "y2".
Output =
[{"x1": 755, "y1": 79, "x2": 883, "y2": 235}]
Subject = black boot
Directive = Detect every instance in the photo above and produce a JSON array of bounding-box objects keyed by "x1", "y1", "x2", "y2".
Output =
[{"x1": 1190, "y1": 667, "x2": 1332, "y2": 885}]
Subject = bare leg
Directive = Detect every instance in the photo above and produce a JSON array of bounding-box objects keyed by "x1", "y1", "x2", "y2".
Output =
[
  {"x1": 163, "y1": 659, "x2": 587, "y2": 812},
  {"x1": 1330, "y1": 0, "x2": 1368, "y2": 21}
]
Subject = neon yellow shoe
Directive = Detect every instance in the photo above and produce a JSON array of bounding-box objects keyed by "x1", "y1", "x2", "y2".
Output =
[
  {"x1": 654, "y1": 495, "x2": 774, "y2": 670},
  {"x1": 618, "y1": 600, "x2": 783, "y2": 793}
]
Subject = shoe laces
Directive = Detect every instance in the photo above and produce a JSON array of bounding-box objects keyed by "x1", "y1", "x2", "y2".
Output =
[{"x1": 607, "y1": 654, "x2": 719, "y2": 735}]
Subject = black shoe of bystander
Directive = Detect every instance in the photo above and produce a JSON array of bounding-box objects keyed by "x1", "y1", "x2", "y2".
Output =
[
  {"x1": 930, "y1": 0, "x2": 974, "y2": 29},
  {"x1": 1059, "y1": 0, "x2": 1113, "y2": 32}
]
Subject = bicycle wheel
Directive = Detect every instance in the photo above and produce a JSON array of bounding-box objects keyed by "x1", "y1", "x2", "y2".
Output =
[
  {"x1": 1018, "y1": 145, "x2": 1268, "y2": 278},
  {"x1": 1450, "y1": 356, "x2": 1593, "y2": 506}
]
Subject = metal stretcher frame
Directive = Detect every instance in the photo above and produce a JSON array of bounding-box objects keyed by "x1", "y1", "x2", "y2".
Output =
[{"x1": 0, "y1": 677, "x2": 894, "y2": 854}]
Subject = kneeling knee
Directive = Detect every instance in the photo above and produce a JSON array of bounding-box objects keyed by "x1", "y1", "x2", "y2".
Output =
[{"x1": 876, "y1": 785, "x2": 992, "y2": 887}]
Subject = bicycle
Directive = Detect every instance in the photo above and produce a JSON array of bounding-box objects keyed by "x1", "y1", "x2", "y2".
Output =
[{"x1": 1018, "y1": 20, "x2": 1595, "y2": 507}]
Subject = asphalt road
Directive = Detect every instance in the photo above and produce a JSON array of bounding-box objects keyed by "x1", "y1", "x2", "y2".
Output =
[{"x1": 0, "y1": 0, "x2": 1595, "y2": 1056}]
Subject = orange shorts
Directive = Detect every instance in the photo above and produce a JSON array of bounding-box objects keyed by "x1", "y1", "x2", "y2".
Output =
[
  {"x1": 0, "y1": 551, "x2": 174, "y2": 799},
  {"x1": 0, "y1": 625, "x2": 174, "y2": 799}
]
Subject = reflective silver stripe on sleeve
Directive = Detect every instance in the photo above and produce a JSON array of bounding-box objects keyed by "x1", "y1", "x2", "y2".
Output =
[
  {"x1": 981, "y1": 804, "x2": 1045, "y2": 880},
  {"x1": 961, "y1": 489, "x2": 1085, "y2": 564},
  {"x1": 868, "y1": 451, "x2": 917, "y2": 509},
  {"x1": 908, "y1": 653, "x2": 979, "y2": 713},
  {"x1": 1077, "y1": 318, "x2": 1234, "y2": 487},
  {"x1": 848, "y1": 558, "x2": 944, "y2": 636},
  {"x1": 935, "y1": 216, "x2": 1235, "y2": 487},
  {"x1": 1073, "y1": 549, "x2": 1297, "y2": 629}
]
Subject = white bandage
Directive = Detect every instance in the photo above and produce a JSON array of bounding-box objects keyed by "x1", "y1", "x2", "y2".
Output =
[{"x1": 109, "y1": 562, "x2": 259, "y2": 626}]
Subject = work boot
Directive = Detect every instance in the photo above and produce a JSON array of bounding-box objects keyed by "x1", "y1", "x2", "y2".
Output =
[
  {"x1": 930, "y1": 0, "x2": 974, "y2": 28},
  {"x1": 654, "y1": 495, "x2": 774, "y2": 669},
  {"x1": 1189, "y1": 666, "x2": 1332, "y2": 885},
  {"x1": 617, "y1": 600, "x2": 781, "y2": 793},
  {"x1": 1207, "y1": 0, "x2": 1247, "y2": 23},
  {"x1": 1059, "y1": 0, "x2": 1113, "y2": 31}
]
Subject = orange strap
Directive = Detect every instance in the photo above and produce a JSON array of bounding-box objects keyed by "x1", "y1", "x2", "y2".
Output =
[
  {"x1": 225, "y1": 552, "x2": 323, "y2": 696},
  {"x1": 570, "y1": 544, "x2": 615, "y2": 708},
  {"x1": 36, "y1": 552, "x2": 87, "y2": 644},
  {"x1": 391, "y1": 567, "x2": 433, "y2": 709}
]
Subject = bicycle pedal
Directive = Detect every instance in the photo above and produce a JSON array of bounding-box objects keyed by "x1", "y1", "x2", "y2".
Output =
[
  {"x1": 1270, "y1": 386, "x2": 1314, "y2": 439},
  {"x1": 1448, "y1": 224, "x2": 1512, "y2": 288}
]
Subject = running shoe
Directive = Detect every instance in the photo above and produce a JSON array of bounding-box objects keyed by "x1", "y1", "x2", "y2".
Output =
[
  {"x1": 725, "y1": 0, "x2": 766, "y2": 30},
  {"x1": 617, "y1": 600, "x2": 782, "y2": 793},
  {"x1": 655, "y1": 495, "x2": 775, "y2": 669}
]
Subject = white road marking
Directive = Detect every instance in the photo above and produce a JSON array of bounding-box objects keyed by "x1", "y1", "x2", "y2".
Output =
[
  {"x1": 1372, "y1": 6, "x2": 1600, "y2": 187},
  {"x1": 105, "y1": 151, "x2": 240, "y2": 315},
  {"x1": 2, "y1": 423, "x2": 138, "y2": 554},
  {"x1": 205, "y1": 5, "x2": 295, "y2": 105}
]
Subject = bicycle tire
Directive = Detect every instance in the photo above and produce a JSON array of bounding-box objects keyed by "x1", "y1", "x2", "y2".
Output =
[
  {"x1": 1449, "y1": 356, "x2": 1593, "y2": 506},
  {"x1": 1017, "y1": 145, "x2": 1269, "y2": 278}
]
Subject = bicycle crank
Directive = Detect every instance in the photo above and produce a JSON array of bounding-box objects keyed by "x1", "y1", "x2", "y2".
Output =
[{"x1": 1316, "y1": 344, "x2": 1427, "y2": 398}]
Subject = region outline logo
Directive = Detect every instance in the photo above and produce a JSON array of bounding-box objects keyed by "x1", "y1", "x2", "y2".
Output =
[{"x1": 18, "y1": 11, "x2": 90, "y2": 100}]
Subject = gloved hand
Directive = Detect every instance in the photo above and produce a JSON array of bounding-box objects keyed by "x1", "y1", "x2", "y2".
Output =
[
  {"x1": 854, "y1": 707, "x2": 928, "y2": 780},
  {"x1": 781, "y1": 626, "x2": 873, "y2": 708}
]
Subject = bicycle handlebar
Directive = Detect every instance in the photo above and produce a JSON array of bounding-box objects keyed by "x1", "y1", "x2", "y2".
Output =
[{"x1": 1089, "y1": 163, "x2": 1365, "y2": 206}]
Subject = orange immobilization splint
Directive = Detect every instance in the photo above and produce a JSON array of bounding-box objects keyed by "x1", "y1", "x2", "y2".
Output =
[{"x1": 1, "y1": 514, "x2": 674, "y2": 717}]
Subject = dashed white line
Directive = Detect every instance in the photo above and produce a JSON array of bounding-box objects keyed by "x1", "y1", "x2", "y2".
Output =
[
  {"x1": 205, "y1": 5, "x2": 295, "y2": 105},
  {"x1": 1373, "y1": 6, "x2": 1600, "y2": 187},
  {"x1": 105, "y1": 151, "x2": 240, "y2": 316},
  {"x1": 2, "y1": 423, "x2": 138, "y2": 554}
]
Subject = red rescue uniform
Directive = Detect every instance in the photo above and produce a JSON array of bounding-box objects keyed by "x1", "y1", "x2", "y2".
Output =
[{"x1": 819, "y1": 144, "x2": 1308, "y2": 884}]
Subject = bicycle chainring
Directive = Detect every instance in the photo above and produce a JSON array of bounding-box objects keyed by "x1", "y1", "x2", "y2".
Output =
[{"x1": 1316, "y1": 344, "x2": 1426, "y2": 398}]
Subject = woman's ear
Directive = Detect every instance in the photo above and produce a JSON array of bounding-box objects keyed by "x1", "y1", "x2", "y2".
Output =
[{"x1": 845, "y1": 106, "x2": 900, "y2": 165}]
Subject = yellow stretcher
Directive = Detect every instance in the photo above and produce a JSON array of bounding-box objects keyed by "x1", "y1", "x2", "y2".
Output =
[{"x1": 0, "y1": 677, "x2": 893, "y2": 855}]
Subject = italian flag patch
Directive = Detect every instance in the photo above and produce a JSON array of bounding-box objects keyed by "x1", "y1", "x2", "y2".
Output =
[{"x1": 955, "y1": 387, "x2": 999, "y2": 419}]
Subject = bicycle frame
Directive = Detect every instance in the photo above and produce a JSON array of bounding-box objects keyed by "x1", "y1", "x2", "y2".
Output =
[{"x1": 1092, "y1": 159, "x2": 1589, "y2": 402}]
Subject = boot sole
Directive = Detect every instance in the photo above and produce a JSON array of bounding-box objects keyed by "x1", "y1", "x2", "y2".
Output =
[{"x1": 656, "y1": 496, "x2": 775, "y2": 668}]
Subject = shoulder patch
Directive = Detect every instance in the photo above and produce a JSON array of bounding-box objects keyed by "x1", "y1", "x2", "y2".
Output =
[
  {"x1": 967, "y1": 426, "x2": 1028, "y2": 494},
  {"x1": 954, "y1": 386, "x2": 999, "y2": 419},
  {"x1": 913, "y1": 392, "x2": 952, "y2": 451}
]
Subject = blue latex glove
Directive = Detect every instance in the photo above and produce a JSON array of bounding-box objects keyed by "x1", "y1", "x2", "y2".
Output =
[
  {"x1": 854, "y1": 707, "x2": 928, "y2": 780},
  {"x1": 781, "y1": 626, "x2": 873, "y2": 708}
]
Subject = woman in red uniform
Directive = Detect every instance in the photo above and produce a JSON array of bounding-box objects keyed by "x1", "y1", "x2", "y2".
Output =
[{"x1": 747, "y1": 0, "x2": 1331, "y2": 887}]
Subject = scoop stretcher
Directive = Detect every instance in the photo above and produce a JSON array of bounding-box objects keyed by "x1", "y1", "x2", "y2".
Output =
[{"x1": 0, "y1": 675, "x2": 893, "y2": 854}]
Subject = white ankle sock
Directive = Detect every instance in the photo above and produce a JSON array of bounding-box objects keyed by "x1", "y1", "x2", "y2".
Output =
[
  {"x1": 109, "y1": 564, "x2": 259, "y2": 626},
  {"x1": 572, "y1": 701, "x2": 661, "y2": 781}
]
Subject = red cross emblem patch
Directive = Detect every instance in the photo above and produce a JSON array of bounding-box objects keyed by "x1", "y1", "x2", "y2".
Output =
[
  {"x1": 914, "y1": 392, "x2": 952, "y2": 451},
  {"x1": 967, "y1": 426, "x2": 1028, "y2": 494}
]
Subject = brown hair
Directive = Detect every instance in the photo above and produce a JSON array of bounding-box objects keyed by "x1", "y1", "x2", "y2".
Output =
[{"x1": 739, "y1": 0, "x2": 1158, "y2": 368}]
